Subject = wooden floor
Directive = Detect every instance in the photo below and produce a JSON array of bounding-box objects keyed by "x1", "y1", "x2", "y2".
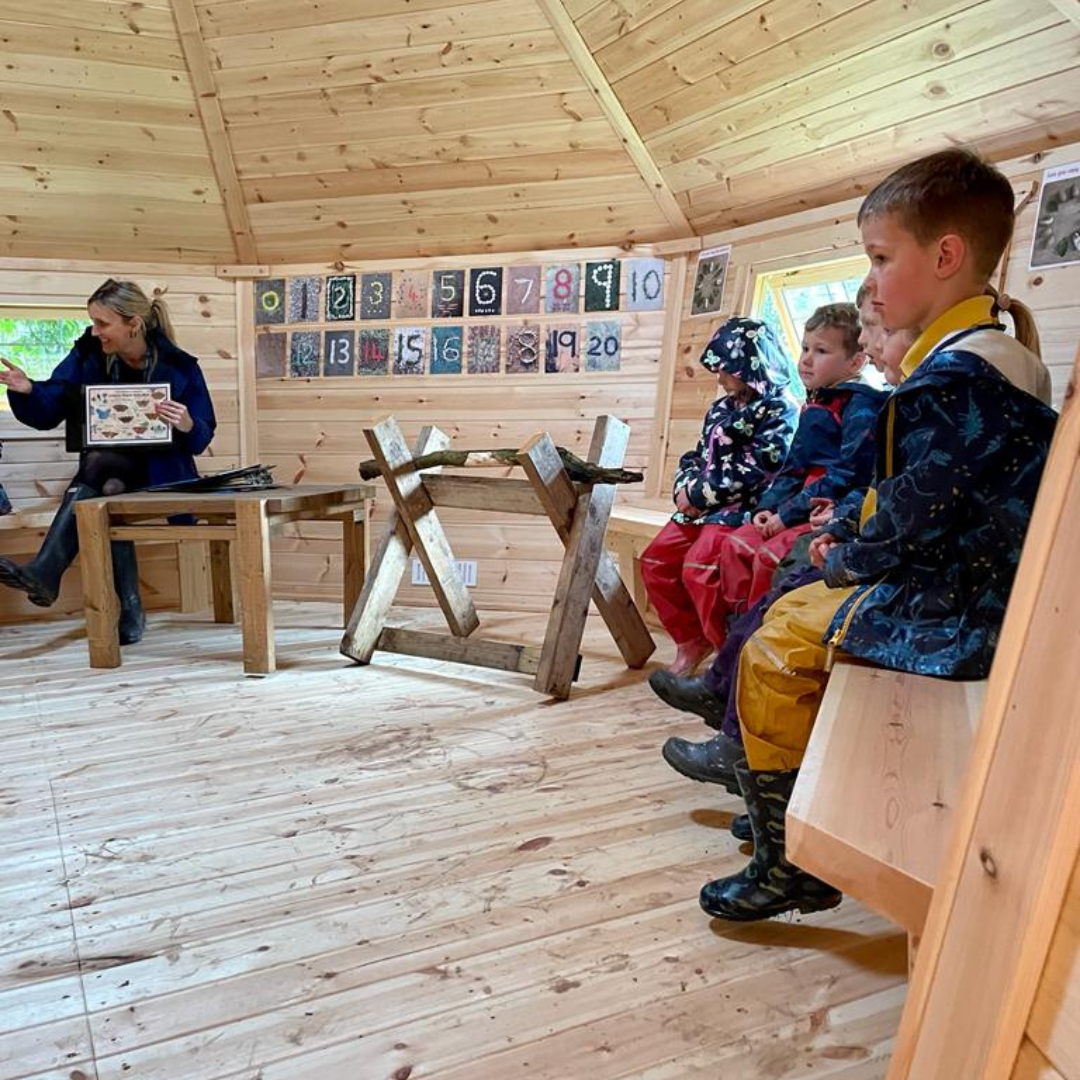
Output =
[{"x1": 0, "y1": 603, "x2": 907, "y2": 1080}]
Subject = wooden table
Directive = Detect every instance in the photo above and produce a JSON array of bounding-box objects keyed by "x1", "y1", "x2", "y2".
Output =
[{"x1": 74, "y1": 484, "x2": 375, "y2": 675}]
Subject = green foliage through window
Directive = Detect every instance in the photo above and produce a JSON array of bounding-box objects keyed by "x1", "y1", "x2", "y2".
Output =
[{"x1": 0, "y1": 315, "x2": 85, "y2": 410}]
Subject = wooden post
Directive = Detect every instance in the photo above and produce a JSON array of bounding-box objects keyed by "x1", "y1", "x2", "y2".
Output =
[
  {"x1": 234, "y1": 499, "x2": 274, "y2": 675},
  {"x1": 339, "y1": 501, "x2": 371, "y2": 629},
  {"x1": 74, "y1": 500, "x2": 121, "y2": 669},
  {"x1": 209, "y1": 540, "x2": 235, "y2": 623}
]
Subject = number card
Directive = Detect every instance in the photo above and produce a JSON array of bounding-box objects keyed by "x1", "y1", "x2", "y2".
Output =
[
  {"x1": 394, "y1": 270, "x2": 428, "y2": 318},
  {"x1": 467, "y1": 325, "x2": 501, "y2": 374},
  {"x1": 356, "y1": 329, "x2": 390, "y2": 376},
  {"x1": 506, "y1": 324, "x2": 541, "y2": 374},
  {"x1": 287, "y1": 276, "x2": 321, "y2": 322},
  {"x1": 468, "y1": 267, "x2": 503, "y2": 317},
  {"x1": 255, "y1": 332, "x2": 286, "y2": 378},
  {"x1": 289, "y1": 331, "x2": 321, "y2": 378},
  {"x1": 326, "y1": 275, "x2": 356, "y2": 321},
  {"x1": 85, "y1": 384, "x2": 171, "y2": 447},
  {"x1": 506, "y1": 265, "x2": 540, "y2": 315},
  {"x1": 323, "y1": 330, "x2": 355, "y2": 376},
  {"x1": 545, "y1": 325, "x2": 580, "y2": 373},
  {"x1": 431, "y1": 270, "x2": 465, "y2": 318},
  {"x1": 690, "y1": 245, "x2": 731, "y2": 317},
  {"x1": 393, "y1": 327, "x2": 427, "y2": 375},
  {"x1": 360, "y1": 272, "x2": 392, "y2": 320},
  {"x1": 584, "y1": 260, "x2": 620, "y2": 312},
  {"x1": 626, "y1": 257, "x2": 665, "y2": 311},
  {"x1": 255, "y1": 279, "x2": 285, "y2": 325},
  {"x1": 544, "y1": 264, "x2": 580, "y2": 314},
  {"x1": 585, "y1": 320, "x2": 621, "y2": 371},
  {"x1": 431, "y1": 325, "x2": 463, "y2": 374}
]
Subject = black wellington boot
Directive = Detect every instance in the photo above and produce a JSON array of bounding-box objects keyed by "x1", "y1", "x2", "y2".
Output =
[
  {"x1": 0, "y1": 482, "x2": 98, "y2": 606},
  {"x1": 648, "y1": 670, "x2": 726, "y2": 728},
  {"x1": 730, "y1": 813, "x2": 752, "y2": 842},
  {"x1": 661, "y1": 732, "x2": 743, "y2": 794},
  {"x1": 699, "y1": 761, "x2": 842, "y2": 922},
  {"x1": 112, "y1": 541, "x2": 146, "y2": 645}
]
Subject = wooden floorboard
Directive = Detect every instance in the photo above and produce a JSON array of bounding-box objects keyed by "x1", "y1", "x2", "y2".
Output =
[{"x1": 0, "y1": 603, "x2": 906, "y2": 1079}]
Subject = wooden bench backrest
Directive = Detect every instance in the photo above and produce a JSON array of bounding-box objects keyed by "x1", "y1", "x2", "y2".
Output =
[{"x1": 888, "y1": 346, "x2": 1080, "y2": 1079}]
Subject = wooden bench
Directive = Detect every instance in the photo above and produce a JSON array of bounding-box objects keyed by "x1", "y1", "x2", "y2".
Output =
[{"x1": 607, "y1": 499, "x2": 670, "y2": 627}]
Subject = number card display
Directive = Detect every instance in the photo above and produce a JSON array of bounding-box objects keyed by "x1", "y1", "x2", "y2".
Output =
[
  {"x1": 356, "y1": 329, "x2": 390, "y2": 376},
  {"x1": 506, "y1": 265, "x2": 540, "y2": 315},
  {"x1": 506, "y1": 324, "x2": 541, "y2": 374},
  {"x1": 469, "y1": 268, "x2": 503, "y2": 317},
  {"x1": 255, "y1": 279, "x2": 285, "y2": 325},
  {"x1": 467, "y1": 325, "x2": 501, "y2": 374},
  {"x1": 585, "y1": 320, "x2": 621, "y2": 371},
  {"x1": 626, "y1": 258, "x2": 665, "y2": 311},
  {"x1": 431, "y1": 325, "x2": 463, "y2": 374},
  {"x1": 289, "y1": 331, "x2": 321, "y2": 377},
  {"x1": 545, "y1": 326, "x2": 580, "y2": 373},
  {"x1": 323, "y1": 330, "x2": 355, "y2": 376},
  {"x1": 690, "y1": 245, "x2": 731, "y2": 317},
  {"x1": 85, "y1": 383, "x2": 171, "y2": 447},
  {"x1": 393, "y1": 327, "x2": 427, "y2": 375},
  {"x1": 360, "y1": 272, "x2": 392, "y2": 320},
  {"x1": 544, "y1": 264, "x2": 580, "y2": 314},
  {"x1": 432, "y1": 270, "x2": 465, "y2": 318},
  {"x1": 394, "y1": 270, "x2": 428, "y2": 318},
  {"x1": 287, "y1": 276, "x2": 321, "y2": 322},
  {"x1": 584, "y1": 260, "x2": 620, "y2": 312},
  {"x1": 255, "y1": 332, "x2": 287, "y2": 378},
  {"x1": 326, "y1": 275, "x2": 356, "y2": 321}
]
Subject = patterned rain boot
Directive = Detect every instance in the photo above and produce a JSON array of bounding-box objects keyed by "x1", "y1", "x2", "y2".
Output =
[
  {"x1": 699, "y1": 760, "x2": 842, "y2": 921},
  {"x1": 661, "y1": 732, "x2": 743, "y2": 795}
]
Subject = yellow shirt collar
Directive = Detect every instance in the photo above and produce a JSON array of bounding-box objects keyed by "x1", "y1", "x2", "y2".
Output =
[{"x1": 899, "y1": 295, "x2": 998, "y2": 380}]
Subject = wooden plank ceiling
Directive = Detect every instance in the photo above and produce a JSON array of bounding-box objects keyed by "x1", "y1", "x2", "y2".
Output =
[{"x1": 1, "y1": 0, "x2": 1079, "y2": 264}]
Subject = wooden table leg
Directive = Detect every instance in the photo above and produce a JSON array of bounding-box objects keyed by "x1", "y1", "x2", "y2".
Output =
[
  {"x1": 341, "y1": 502, "x2": 370, "y2": 629},
  {"x1": 74, "y1": 500, "x2": 121, "y2": 669},
  {"x1": 209, "y1": 540, "x2": 235, "y2": 623},
  {"x1": 234, "y1": 500, "x2": 274, "y2": 675}
]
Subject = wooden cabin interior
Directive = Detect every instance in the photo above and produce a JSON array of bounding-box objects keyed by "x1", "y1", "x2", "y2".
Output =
[{"x1": 1, "y1": 1, "x2": 1079, "y2": 1077}]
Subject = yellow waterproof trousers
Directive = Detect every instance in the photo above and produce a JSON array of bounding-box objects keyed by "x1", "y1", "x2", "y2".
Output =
[{"x1": 736, "y1": 580, "x2": 856, "y2": 771}]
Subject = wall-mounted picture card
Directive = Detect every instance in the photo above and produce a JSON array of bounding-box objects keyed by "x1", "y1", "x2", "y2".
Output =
[
  {"x1": 255, "y1": 332, "x2": 287, "y2": 378},
  {"x1": 585, "y1": 320, "x2": 622, "y2": 371},
  {"x1": 356, "y1": 329, "x2": 390, "y2": 375},
  {"x1": 1029, "y1": 160, "x2": 1080, "y2": 269},
  {"x1": 289, "y1": 331, "x2": 321, "y2": 377},
  {"x1": 506, "y1": 265, "x2": 541, "y2": 315},
  {"x1": 395, "y1": 270, "x2": 428, "y2": 318},
  {"x1": 468, "y1": 267, "x2": 503, "y2": 317},
  {"x1": 325, "y1": 275, "x2": 356, "y2": 321},
  {"x1": 431, "y1": 270, "x2": 465, "y2": 318},
  {"x1": 545, "y1": 325, "x2": 580, "y2": 373},
  {"x1": 506, "y1": 324, "x2": 541, "y2": 374},
  {"x1": 625, "y1": 257, "x2": 665, "y2": 311},
  {"x1": 467, "y1": 325, "x2": 501, "y2": 374},
  {"x1": 431, "y1": 325, "x2": 463, "y2": 374},
  {"x1": 584, "y1": 260, "x2": 620, "y2": 312},
  {"x1": 323, "y1": 329, "x2": 355, "y2": 376},
  {"x1": 254, "y1": 279, "x2": 285, "y2": 325},
  {"x1": 544, "y1": 264, "x2": 580, "y2": 314},
  {"x1": 690, "y1": 245, "x2": 731, "y2": 317},
  {"x1": 394, "y1": 326, "x2": 427, "y2": 375},
  {"x1": 85, "y1": 383, "x2": 171, "y2": 447},
  {"x1": 360, "y1": 272, "x2": 392, "y2": 320},
  {"x1": 287, "y1": 276, "x2": 321, "y2": 322}
]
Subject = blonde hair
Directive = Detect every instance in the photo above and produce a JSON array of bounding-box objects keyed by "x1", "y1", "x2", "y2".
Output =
[
  {"x1": 87, "y1": 279, "x2": 178, "y2": 346},
  {"x1": 985, "y1": 285, "x2": 1041, "y2": 357}
]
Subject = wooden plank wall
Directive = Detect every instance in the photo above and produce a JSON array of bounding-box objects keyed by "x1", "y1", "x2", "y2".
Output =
[
  {"x1": 251, "y1": 248, "x2": 672, "y2": 612},
  {"x1": 658, "y1": 141, "x2": 1080, "y2": 495},
  {"x1": 0, "y1": 258, "x2": 241, "y2": 622}
]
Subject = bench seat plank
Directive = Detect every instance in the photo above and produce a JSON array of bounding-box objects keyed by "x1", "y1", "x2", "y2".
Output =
[{"x1": 787, "y1": 661, "x2": 986, "y2": 934}]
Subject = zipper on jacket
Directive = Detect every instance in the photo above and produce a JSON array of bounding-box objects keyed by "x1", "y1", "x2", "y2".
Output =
[{"x1": 825, "y1": 581, "x2": 882, "y2": 671}]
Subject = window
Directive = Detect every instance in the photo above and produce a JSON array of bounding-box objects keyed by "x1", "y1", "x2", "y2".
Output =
[
  {"x1": 751, "y1": 256, "x2": 869, "y2": 360},
  {"x1": 0, "y1": 309, "x2": 86, "y2": 411}
]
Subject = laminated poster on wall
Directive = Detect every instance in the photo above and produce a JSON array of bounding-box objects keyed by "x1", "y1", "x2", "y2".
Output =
[
  {"x1": 689, "y1": 245, "x2": 731, "y2": 317},
  {"x1": 1029, "y1": 159, "x2": 1080, "y2": 270},
  {"x1": 85, "y1": 383, "x2": 172, "y2": 447}
]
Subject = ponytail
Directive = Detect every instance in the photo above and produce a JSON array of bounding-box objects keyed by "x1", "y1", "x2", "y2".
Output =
[
  {"x1": 147, "y1": 294, "x2": 177, "y2": 345},
  {"x1": 987, "y1": 285, "x2": 1041, "y2": 357}
]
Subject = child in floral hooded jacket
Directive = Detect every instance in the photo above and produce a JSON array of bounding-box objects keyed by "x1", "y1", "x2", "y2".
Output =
[{"x1": 640, "y1": 317, "x2": 801, "y2": 673}]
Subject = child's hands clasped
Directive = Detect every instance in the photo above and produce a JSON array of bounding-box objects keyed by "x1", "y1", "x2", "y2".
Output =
[
  {"x1": 808, "y1": 497, "x2": 834, "y2": 528},
  {"x1": 809, "y1": 532, "x2": 840, "y2": 568},
  {"x1": 752, "y1": 509, "x2": 784, "y2": 538}
]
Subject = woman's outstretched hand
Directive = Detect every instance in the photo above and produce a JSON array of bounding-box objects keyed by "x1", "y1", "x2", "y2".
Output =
[{"x1": 0, "y1": 357, "x2": 32, "y2": 395}]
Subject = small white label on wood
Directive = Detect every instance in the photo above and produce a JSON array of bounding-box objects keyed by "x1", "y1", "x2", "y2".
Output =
[{"x1": 411, "y1": 559, "x2": 477, "y2": 587}]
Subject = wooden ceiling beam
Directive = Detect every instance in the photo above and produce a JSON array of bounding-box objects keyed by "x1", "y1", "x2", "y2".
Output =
[
  {"x1": 534, "y1": 0, "x2": 695, "y2": 239},
  {"x1": 1047, "y1": 0, "x2": 1080, "y2": 28},
  {"x1": 169, "y1": 0, "x2": 258, "y2": 263}
]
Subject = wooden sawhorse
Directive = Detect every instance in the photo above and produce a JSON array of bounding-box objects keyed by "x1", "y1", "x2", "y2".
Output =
[{"x1": 340, "y1": 415, "x2": 655, "y2": 698}]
